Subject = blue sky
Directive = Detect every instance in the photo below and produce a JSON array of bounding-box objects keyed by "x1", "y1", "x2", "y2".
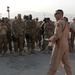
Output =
[{"x1": 0, "y1": 0, "x2": 75, "y2": 20}]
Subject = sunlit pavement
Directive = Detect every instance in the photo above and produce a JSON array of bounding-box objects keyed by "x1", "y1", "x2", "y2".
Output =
[{"x1": 0, "y1": 48, "x2": 75, "y2": 75}]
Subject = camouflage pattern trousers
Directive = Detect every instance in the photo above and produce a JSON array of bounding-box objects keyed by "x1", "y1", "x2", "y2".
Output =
[
  {"x1": 13, "y1": 35, "x2": 24, "y2": 53},
  {"x1": 26, "y1": 35, "x2": 35, "y2": 52},
  {"x1": 71, "y1": 32, "x2": 75, "y2": 50},
  {"x1": 0, "y1": 34, "x2": 8, "y2": 54}
]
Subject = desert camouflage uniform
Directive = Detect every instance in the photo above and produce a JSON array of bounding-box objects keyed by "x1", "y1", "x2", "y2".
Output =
[
  {"x1": 0, "y1": 24, "x2": 8, "y2": 56},
  {"x1": 41, "y1": 22, "x2": 54, "y2": 53},
  {"x1": 5, "y1": 21, "x2": 12, "y2": 53},
  {"x1": 25, "y1": 19, "x2": 37, "y2": 54},
  {"x1": 12, "y1": 19, "x2": 25, "y2": 56}
]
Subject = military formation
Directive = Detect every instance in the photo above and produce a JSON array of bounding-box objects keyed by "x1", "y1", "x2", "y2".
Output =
[{"x1": 0, "y1": 13, "x2": 75, "y2": 57}]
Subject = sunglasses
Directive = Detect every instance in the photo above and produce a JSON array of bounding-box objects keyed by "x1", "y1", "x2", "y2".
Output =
[{"x1": 55, "y1": 12, "x2": 61, "y2": 15}]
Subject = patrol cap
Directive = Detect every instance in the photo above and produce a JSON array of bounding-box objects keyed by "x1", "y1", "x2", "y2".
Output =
[{"x1": 55, "y1": 9, "x2": 64, "y2": 16}]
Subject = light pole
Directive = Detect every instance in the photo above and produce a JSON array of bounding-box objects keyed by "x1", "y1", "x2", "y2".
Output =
[{"x1": 7, "y1": 6, "x2": 10, "y2": 19}]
